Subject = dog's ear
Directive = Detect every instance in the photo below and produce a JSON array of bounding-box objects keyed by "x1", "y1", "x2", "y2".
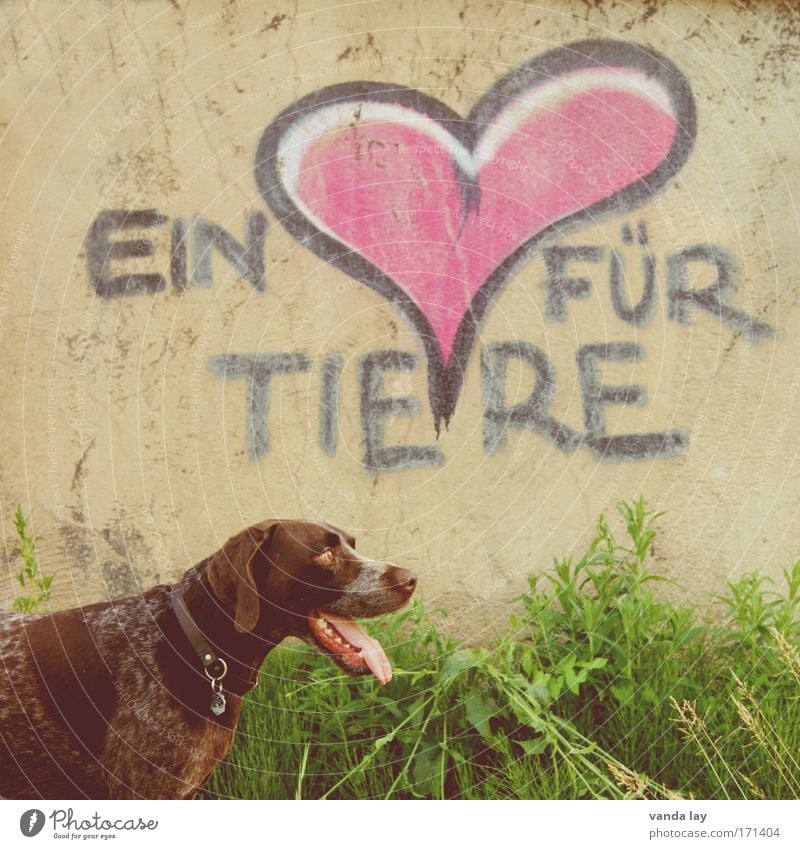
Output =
[{"x1": 207, "y1": 522, "x2": 278, "y2": 633}]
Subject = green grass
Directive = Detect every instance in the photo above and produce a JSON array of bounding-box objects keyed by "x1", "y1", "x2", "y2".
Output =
[
  {"x1": 204, "y1": 499, "x2": 800, "y2": 800},
  {"x1": 12, "y1": 505, "x2": 53, "y2": 614}
]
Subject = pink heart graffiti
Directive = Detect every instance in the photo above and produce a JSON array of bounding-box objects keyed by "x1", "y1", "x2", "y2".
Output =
[{"x1": 257, "y1": 40, "x2": 696, "y2": 427}]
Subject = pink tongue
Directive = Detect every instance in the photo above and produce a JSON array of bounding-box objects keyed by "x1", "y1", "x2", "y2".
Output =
[{"x1": 324, "y1": 612, "x2": 392, "y2": 685}]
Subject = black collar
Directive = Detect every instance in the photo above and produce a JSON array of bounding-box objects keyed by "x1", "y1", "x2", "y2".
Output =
[
  {"x1": 170, "y1": 587, "x2": 264, "y2": 699},
  {"x1": 170, "y1": 588, "x2": 229, "y2": 681}
]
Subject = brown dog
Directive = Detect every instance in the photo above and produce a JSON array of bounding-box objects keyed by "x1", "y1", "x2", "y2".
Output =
[{"x1": 0, "y1": 520, "x2": 416, "y2": 799}]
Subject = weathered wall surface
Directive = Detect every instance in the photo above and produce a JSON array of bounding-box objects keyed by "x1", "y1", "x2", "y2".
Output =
[{"x1": 1, "y1": 0, "x2": 799, "y2": 633}]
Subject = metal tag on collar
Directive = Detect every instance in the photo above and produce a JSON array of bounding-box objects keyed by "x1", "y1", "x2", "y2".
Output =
[
  {"x1": 205, "y1": 658, "x2": 228, "y2": 716},
  {"x1": 209, "y1": 688, "x2": 226, "y2": 717}
]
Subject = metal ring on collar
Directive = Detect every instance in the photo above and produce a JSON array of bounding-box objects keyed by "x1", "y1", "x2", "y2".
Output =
[{"x1": 204, "y1": 657, "x2": 228, "y2": 683}]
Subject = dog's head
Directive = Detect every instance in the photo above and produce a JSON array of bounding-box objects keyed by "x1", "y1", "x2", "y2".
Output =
[{"x1": 206, "y1": 520, "x2": 416, "y2": 684}]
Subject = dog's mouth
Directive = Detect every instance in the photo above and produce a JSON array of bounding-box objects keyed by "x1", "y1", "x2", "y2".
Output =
[{"x1": 307, "y1": 609, "x2": 392, "y2": 685}]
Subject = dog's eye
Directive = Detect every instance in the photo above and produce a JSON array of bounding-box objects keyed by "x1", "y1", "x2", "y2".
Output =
[{"x1": 317, "y1": 547, "x2": 335, "y2": 565}]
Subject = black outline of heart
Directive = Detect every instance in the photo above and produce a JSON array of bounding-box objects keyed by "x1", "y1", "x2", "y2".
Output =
[{"x1": 255, "y1": 39, "x2": 696, "y2": 431}]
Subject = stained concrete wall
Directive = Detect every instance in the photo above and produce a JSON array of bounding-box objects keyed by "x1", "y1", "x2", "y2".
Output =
[{"x1": 1, "y1": 0, "x2": 799, "y2": 635}]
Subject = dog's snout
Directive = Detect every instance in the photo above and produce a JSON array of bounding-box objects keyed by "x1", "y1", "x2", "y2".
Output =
[{"x1": 388, "y1": 566, "x2": 417, "y2": 594}]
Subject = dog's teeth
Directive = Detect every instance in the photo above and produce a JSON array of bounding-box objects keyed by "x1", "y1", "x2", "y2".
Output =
[{"x1": 315, "y1": 618, "x2": 326, "y2": 628}]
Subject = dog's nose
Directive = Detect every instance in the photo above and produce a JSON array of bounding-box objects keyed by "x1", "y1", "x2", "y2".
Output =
[{"x1": 389, "y1": 566, "x2": 417, "y2": 594}]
